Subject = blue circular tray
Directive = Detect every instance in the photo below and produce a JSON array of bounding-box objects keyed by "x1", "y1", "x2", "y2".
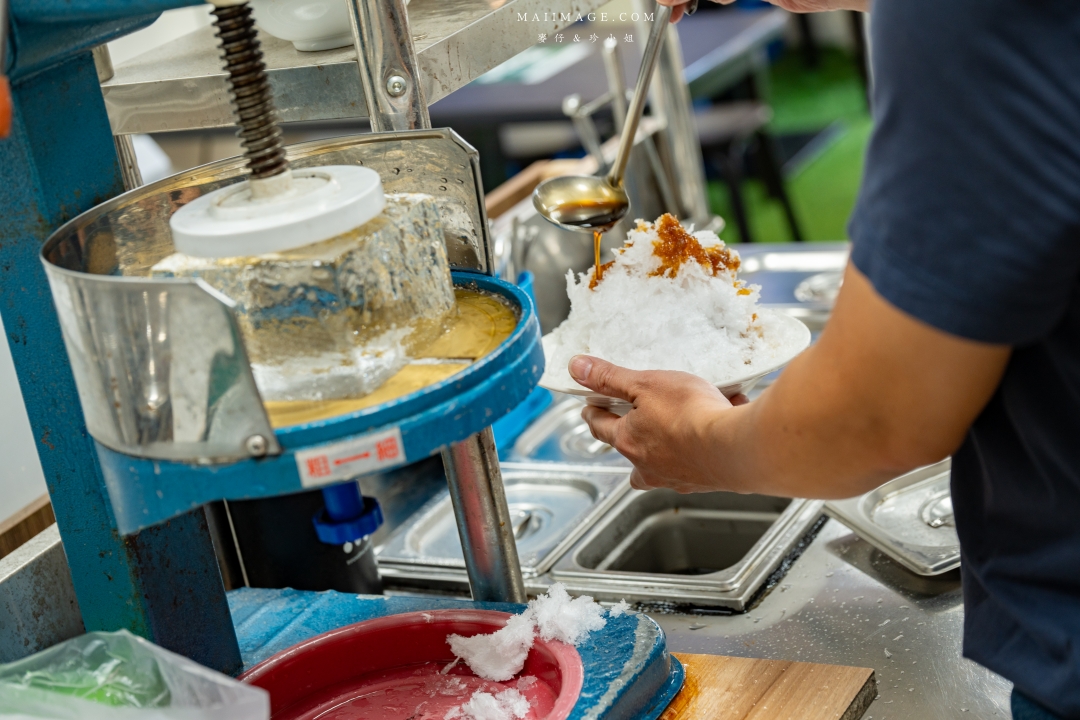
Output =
[{"x1": 98, "y1": 271, "x2": 544, "y2": 535}]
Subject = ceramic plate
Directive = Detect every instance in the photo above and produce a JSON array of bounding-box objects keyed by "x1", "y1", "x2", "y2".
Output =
[{"x1": 538, "y1": 310, "x2": 811, "y2": 413}]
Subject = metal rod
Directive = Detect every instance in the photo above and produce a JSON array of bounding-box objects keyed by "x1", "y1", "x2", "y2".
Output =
[
  {"x1": 563, "y1": 94, "x2": 608, "y2": 174},
  {"x1": 603, "y1": 35, "x2": 679, "y2": 215},
  {"x1": 441, "y1": 428, "x2": 526, "y2": 603},
  {"x1": 648, "y1": 23, "x2": 708, "y2": 222},
  {"x1": 642, "y1": 127, "x2": 680, "y2": 216},
  {"x1": 113, "y1": 134, "x2": 143, "y2": 190},
  {"x1": 607, "y1": 2, "x2": 672, "y2": 187},
  {"x1": 345, "y1": 0, "x2": 430, "y2": 132},
  {"x1": 211, "y1": 2, "x2": 288, "y2": 181},
  {"x1": 602, "y1": 38, "x2": 627, "y2": 131},
  {"x1": 578, "y1": 90, "x2": 614, "y2": 119}
]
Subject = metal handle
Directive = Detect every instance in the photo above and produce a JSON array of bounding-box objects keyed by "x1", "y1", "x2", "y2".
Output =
[
  {"x1": 607, "y1": 2, "x2": 672, "y2": 187},
  {"x1": 346, "y1": 0, "x2": 431, "y2": 132}
]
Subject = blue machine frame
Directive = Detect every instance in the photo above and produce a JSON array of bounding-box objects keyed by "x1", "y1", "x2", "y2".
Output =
[
  {"x1": 0, "y1": 0, "x2": 246, "y2": 674},
  {"x1": 0, "y1": 0, "x2": 542, "y2": 676}
]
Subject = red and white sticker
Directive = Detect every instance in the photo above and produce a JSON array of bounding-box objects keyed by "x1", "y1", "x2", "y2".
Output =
[{"x1": 295, "y1": 427, "x2": 406, "y2": 488}]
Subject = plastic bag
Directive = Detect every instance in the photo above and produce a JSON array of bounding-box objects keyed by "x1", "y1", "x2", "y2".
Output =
[{"x1": 0, "y1": 630, "x2": 268, "y2": 720}]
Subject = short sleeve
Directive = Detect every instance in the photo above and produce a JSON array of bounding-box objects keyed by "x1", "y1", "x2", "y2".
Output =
[{"x1": 848, "y1": 0, "x2": 1080, "y2": 345}]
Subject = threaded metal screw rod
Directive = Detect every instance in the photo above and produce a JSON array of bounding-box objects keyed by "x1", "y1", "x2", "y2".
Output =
[{"x1": 211, "y1": 3, "x2": 288, "y2": 181}]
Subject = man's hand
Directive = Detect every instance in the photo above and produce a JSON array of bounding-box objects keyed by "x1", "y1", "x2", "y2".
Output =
[
  {"x1": 571, "y1": 263, "x2": 1011, "y2": 500},
  {"x1": 658, "y1": 0, "x2": 868, "y2": 21},
  {"x1": 569, "y1": 357, "x2": 748, "y2": 492}
]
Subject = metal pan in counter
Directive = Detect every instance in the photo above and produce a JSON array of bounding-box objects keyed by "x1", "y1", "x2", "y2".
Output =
[
  {"x1": 507, "y1": 396, "x2": 631, "y2": 466},
  {"x1": 550, "y1": 489, "x2": 825, "y2": 611},
  {"x1": 825, "y1": 459, "x2": 959, "y2": 576},
  {"x1": 377, "y1": 463, "x2": 631, "y2": 588}
]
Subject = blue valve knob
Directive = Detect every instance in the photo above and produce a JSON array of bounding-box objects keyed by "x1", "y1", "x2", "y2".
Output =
[{"x1": 312, "y1": 483, "x2": 383, "y2": 545}]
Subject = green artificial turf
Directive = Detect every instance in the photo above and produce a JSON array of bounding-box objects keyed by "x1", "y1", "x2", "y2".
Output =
[
  {"x1": 766, "y1": 47, "x2": 871, "y2": 133},
  {"x1": 708, "y1": 48, "x2": 873, "y2": 244}
]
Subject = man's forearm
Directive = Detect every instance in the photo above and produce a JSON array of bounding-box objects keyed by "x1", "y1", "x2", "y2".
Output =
[
  {"x1": 702, "y1": 265, "x2": 1009, "y2": 500},
  {"x1": 709, "y1": 350, "x2": 919, "y2": 500},
  {"x1": 762, "y1": 0, "x2": 870, "y2": 14},
  {"x1": 572, "y1": 265, "x2": 1008, "y2": 500}
]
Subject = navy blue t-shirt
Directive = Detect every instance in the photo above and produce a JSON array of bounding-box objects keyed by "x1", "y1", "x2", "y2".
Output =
[{"x1": 848, "y1": 0, "x2": 1080, "y2": 716}]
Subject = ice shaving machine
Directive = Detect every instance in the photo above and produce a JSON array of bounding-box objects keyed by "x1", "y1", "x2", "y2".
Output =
[{"x1": 0, "y1": 0, "x2": 556, "y2": 674}]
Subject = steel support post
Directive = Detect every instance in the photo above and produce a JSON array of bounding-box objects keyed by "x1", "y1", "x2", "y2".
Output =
[
  {"x1": 441, "y1": 428, "x2": 527, "y2": 603},
  {"x1": 0, "y1": 49, "x2": 240, "y2": 673}
]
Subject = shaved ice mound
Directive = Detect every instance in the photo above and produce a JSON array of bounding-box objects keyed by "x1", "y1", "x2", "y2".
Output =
[{"x1": 546, "y1": 214, "x2": 806, "y2": 387}]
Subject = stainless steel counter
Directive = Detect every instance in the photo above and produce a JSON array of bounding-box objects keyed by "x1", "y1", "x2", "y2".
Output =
[
  {"x1": 1, "y1": 502, "x2": 1016, "y2": 719},
  {"x1": 653, "y1": 518, "x2": 1012, "y2": 720}
]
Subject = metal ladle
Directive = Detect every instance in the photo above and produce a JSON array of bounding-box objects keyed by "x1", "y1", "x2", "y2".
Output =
[{"x1": 533, "y1": 1, "x2": 686, "y2": 231}]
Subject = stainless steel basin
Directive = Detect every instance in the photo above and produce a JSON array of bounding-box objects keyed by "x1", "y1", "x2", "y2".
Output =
[
  {"x1": 551, "y1": 489, "x2": 824, "y2": 610},
  {"x1": 377, "y1": 463, "x2": 630, "y2": 588},
  {"x1": 508, "y1": 396, "x2": 631, "y2": 466}
]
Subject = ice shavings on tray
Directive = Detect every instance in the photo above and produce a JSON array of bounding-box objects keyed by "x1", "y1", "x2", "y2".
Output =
[
  {"x1": 447, "y1": 584, "x2": 608, "y2": 682},
  {"x1": 442, "y1": 583, "x2": 624, "y2": 719},
  {"x1": 530, "y1": 583, "x2": 607, "y2": 645},
  {"x1": 444, "y1": 687, "x2": 530, "y2": 720},
  {"x1": 546, "y1": 214, "x2": 806, "y2": 385},
  {"x1": 447, "y1": 611, "x2": 536, "y2": 683}
]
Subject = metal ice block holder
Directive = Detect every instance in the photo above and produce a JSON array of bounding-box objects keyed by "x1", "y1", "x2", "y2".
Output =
[{"x1": 41, "y1": 129, "x2": 543, "y2": 599}]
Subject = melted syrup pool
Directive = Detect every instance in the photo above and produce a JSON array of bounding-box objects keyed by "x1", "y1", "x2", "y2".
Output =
[{"x1": 263, "y1": 288, "x2": 518, "y2": 428}]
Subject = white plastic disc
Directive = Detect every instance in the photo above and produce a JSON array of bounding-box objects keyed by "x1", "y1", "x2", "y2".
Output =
[{"x1": 169, "y1": 165, "x2": 386, "y2": 258}]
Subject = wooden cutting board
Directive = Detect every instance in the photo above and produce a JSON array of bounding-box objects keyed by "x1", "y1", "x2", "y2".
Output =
[{"x1": 662, "y1": 653, "x2": 876, "y2": 720}]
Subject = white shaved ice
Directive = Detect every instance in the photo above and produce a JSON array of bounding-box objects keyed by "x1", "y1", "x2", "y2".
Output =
[
  {"x1": 446, "y1": 583, "x2": 606, "y2": 682},
  {"x1": 444, "y1": 688, "x2": 531, "y2": 720},
  {"x1": 546, "y1": 215, "x2": 805, "y2": 386},
  {"x1": 528, "y1": 583, "x2": 607, "y2": 645},
  {"x1": 608, "y1": 600, "x2": 631, "y2": 617},
  {"x1": 447, "y1": 610, "x2": 536, "y2": 682}
]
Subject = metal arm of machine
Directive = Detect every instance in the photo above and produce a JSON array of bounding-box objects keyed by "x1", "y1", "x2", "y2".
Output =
[
  {"x1": 341, "y1": 0, "x2": 527, "y2": 604},
  {"x1": 346, "y1": 0, "x2": 430, "y2": 132}
]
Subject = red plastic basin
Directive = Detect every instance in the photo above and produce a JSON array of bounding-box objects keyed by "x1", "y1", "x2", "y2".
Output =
[{"x1": 240, "y1": 609, "x2": 584, "y2": 720}]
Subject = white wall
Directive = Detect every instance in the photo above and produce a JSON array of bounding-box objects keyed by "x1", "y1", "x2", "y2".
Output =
[{"x1": 0, "y1": 314, "x2": 47, "y2": 523}]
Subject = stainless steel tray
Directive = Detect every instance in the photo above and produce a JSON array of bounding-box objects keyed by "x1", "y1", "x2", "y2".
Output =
[
  {"x1": 507, "y1": 397, "x2": 631, "y2": 466},
  {"x1": 376, "y1": 463, "x2": 630, "y2": 586},
  {"x1": 550, "y1": 489, "x2": 824, "y2": 611},
  {"x1": 825, "y1": 460, "x2": 959, "y2": 576}
]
